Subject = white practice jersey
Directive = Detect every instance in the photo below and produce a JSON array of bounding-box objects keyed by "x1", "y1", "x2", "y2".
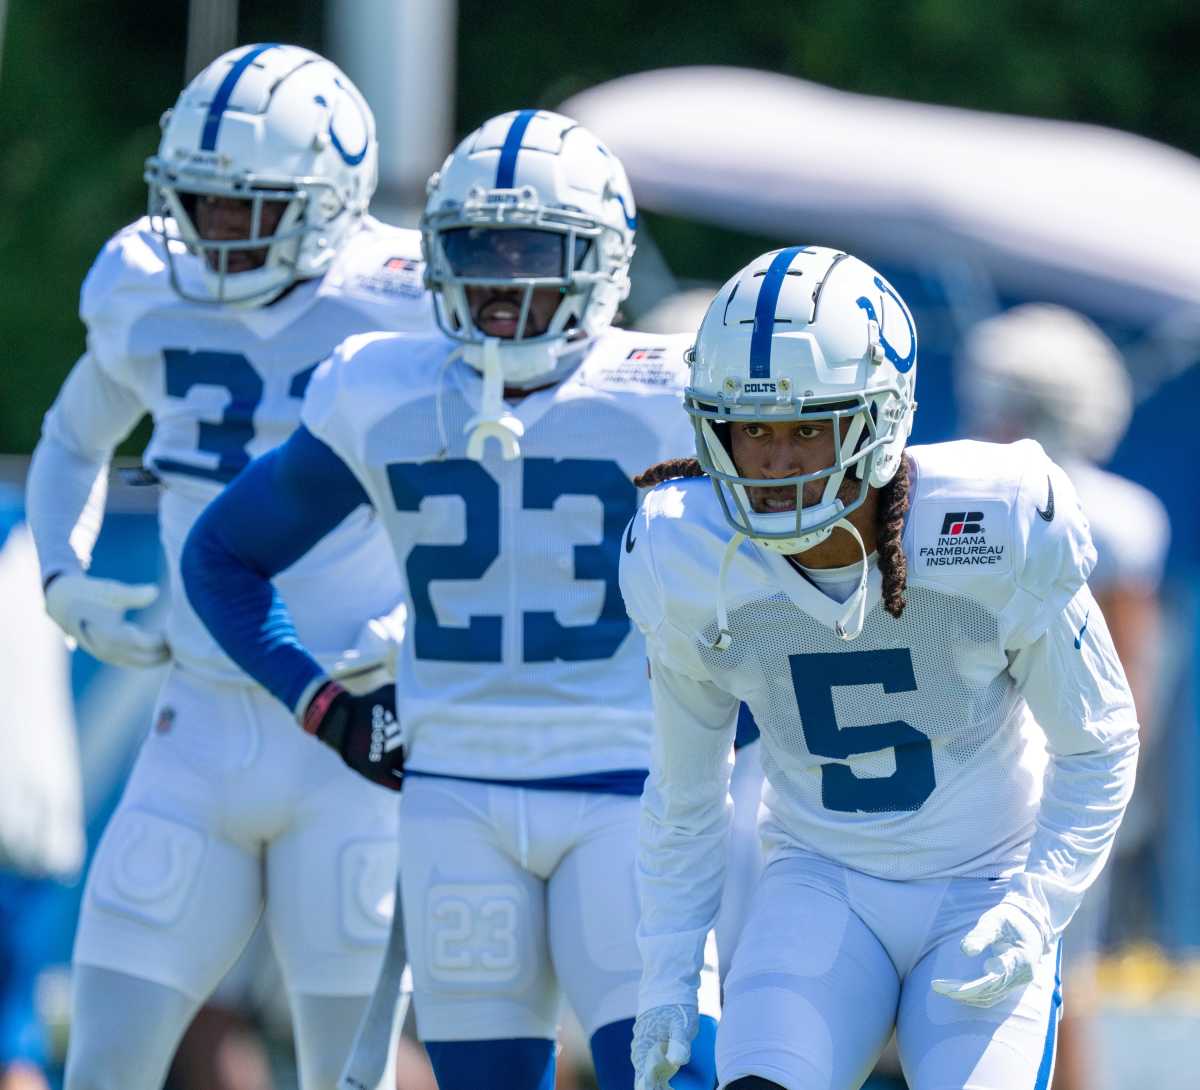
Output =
[
  {"x1": 303, "y1": 329, "x2": 696, "y2": 780},
  {"x1": 622, "y1": 439, "x2": 1141, "y2": 1008},
  {"x1": 42, "y1": 216, "x2": 434, "y2": 682},
  {"x1": 624, "y1": 438, "x2": 1141, "y2": 879}
]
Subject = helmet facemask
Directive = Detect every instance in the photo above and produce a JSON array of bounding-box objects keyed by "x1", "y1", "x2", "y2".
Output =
[
  {"x1": 145, "y1": 160, "x2": 352, "y2": 307},
  {"x1": 421, "y1": 182, "x2": 631, "y2": 388},
  {"x1": 688, "y1": 386, "x2": 908, "y2": 555}
]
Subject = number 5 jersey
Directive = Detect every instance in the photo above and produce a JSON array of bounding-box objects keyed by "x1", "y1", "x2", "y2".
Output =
[
  {"x1": 32, "y1": 216, "x2": 434, "y2": 681},
  {"x1": 619, "y1": 439, "x2": 1140, "y2": 1007}
]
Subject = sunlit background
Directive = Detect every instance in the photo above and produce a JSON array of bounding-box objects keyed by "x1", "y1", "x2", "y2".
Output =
[{"x1": 2, "y1": 2, "x2": 1199, "y2": 1089}]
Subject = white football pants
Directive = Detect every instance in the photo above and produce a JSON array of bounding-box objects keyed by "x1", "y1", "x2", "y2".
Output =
[
  {"x1": 399, "y1": 775, "x2": 720, "y2": 1043},
  {"x1": 717, "y1": 850, "x2": 1062, "y2": 1090},
  {"x1": 67, "y1": 666, "x2": 399, "y2": 1089}
]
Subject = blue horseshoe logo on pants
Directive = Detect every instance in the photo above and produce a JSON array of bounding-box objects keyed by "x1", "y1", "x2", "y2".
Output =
[{"x1": 855, "y1": 276, "x2": 916, "y2": 373}]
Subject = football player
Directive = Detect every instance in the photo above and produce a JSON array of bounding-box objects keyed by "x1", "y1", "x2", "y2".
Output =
[
  {"x1": 25, "y1": 44, "x2": 434, "y2": 1090},
  {"x1": 180, "y1": 109, "x2": 720, "y2": 1090},
  {"x1": 620, "y1": 247, "x2": 1140, "y2": 1090}
]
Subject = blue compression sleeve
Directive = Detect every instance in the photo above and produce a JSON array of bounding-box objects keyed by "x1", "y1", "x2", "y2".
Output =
[{"x1": 182, "y1": 425, "x2": 371, "y2": 713}]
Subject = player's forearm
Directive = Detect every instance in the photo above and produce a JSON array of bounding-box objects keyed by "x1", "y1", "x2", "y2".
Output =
[
  {"x1": 27, "y1": 355, "x2": 143, "y2": 582},
  {"x1": 636, "y1": 659, "x2": 737, "y2": 1010},
  {"x1": 182, "y1": 427, "x2": 372, "y2": 716},
  {"x1": 26, "y1": 432, "x2": 109, "y2": 583},
  {"x1": 1009, "y1": 585, "x2": 1140, "y2": 940},
  {"x1": 1014, "y1": 730, "x2": 1138, "y2": 941}
]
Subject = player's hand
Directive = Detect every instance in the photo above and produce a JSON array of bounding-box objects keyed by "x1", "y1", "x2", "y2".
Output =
[
  {"x1": 44, "y1": 572, "x2": 169, "y2": 668},
  {"x1": 324, "y1": 603, "x2": 406, "y2": 693},
  {"x1": 932, "y1": 899, "x2": 1048, "y2": 1007},
  {"x1": 631, "y1": 1003, "x2": 697, "y2": 1090},
  {"x1": 303, "y1": 681, "x2": 404, "y2": 792}
]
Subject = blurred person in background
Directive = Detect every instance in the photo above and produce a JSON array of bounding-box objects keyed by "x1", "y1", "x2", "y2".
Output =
[
  {"x1": 959, "y1": 303, "x2": 1169, "y2": 1090},
  {"x1": 0, "y1": 495, "x2": 85, "y2": 1090},
  {"x1": 24, "y1": 43, "x2": 437, "y2": 1090}
]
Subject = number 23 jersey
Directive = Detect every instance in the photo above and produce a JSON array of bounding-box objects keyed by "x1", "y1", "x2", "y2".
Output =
[
  {"x1": 302, "y1": 330, "x2": 695, "y2": 781},
  {"x1": 57, "y1": 216, "x2": 434, "y2": 681},
  {"x1": 621, "y1": 438, "x2": 1116, "y2": 881}
]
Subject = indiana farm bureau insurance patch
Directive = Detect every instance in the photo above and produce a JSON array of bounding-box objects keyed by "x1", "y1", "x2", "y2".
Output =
[{"x1": 912, "y1": 500, "x2": 1012, "y2": 574}]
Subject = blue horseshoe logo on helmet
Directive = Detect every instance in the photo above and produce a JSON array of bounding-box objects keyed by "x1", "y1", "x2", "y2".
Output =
[
  {"x1": 324, "y1": 80, "x2": 369, "y2": 166},
  {"x1": 855, "y1": 276, "x2": 916, "y2": 373}
]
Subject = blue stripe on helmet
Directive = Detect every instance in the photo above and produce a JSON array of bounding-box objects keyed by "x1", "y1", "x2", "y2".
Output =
[
  {"x1": 495, "y1": 109, "x2": 538, "y2": 189},
  {"x1": 749, "y1": 246, "x2": 806, "y2": 379},
  {"x1": 200, "y1": 43, "x2": 280, "y2": 152}
]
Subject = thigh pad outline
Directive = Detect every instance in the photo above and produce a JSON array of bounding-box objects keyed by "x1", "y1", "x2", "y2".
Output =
[{"x1": 89, "y1": 810, "x2": 206, "y2": 928}]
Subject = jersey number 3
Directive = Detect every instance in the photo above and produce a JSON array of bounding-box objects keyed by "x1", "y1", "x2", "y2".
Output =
[
  {"x1": 788, "y1": 649, "x2": 935, "y2": 813},
  {"x1": 388, "y1": 458, "x2": 635, "y2": 664}
]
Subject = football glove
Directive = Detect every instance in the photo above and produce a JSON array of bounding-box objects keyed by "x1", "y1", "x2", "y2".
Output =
[
  {"x1": 44, "y1": 572, "x2": 169, "y2": 668},
  {"x1": 932, "y1": 897, "x2": 1049, "y2": 1007},
  {"x1": 631, "y1": 1003, "x2": 697, "y2": 1090},
  {"x1": 302, "y1": 681, "x2": 404, "y2": 792}
]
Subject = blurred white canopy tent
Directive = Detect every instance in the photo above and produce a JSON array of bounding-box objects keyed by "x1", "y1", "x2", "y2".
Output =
[{"x1": 563, "y1": 67, "x2": 1200, "y2": 340}]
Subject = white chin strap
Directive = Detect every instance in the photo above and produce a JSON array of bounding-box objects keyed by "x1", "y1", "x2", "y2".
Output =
[
  {"x1": 710, "y1": 516, "x2": 870, "y2": 651},
  {"x1": 466, "y1": 337, "x2": 525, "y2": 461},
  {"x1": 832, "y1": 518, "x2": 870, "y2": 642}
]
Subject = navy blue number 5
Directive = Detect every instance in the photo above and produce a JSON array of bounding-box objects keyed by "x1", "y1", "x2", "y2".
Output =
[{"x1": 788, "y1": 649, "x2": 934, "y2": 813}]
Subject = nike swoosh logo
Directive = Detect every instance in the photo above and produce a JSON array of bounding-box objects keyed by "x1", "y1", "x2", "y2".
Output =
[
  {"x1": 624, "y1": 518, "x2": 637, "y2": 553},
  {"x1": 1036, "y1": 476, "x2": 1055, "y2": 522},
  {"x1": 1075, "y1": 611, "x2": 1090, "y2": 650}
]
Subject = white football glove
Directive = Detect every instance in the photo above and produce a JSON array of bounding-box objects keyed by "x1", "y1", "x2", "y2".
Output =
[
  {"x1": 322, "y1": 603, "x2": 406, "y2": 695},
  {"x1": 932, "y1": 898, "x2": 1049, "y2": 1007},
  {"x1": 631, "y1": 1003, "x2": 697, "y2": 1090},
  {"x1": 44, "y1": 573, "x2": 169, "y2": 668}
]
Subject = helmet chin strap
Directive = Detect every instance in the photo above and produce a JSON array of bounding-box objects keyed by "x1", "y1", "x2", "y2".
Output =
[
  {"x1": 832, "y1": 517, "x2": 870, "y2": 641},
  {"x1": 710, "y1": 516, "x2": 869, "y2": 651},
  {"x1": 466, "y1": 338, "x2": 525, "y2": 461}
]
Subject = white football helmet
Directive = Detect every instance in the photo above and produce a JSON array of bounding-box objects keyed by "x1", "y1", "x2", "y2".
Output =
[
  {"x1": 688, "y1": 246, "x2": 918, "y2": 556},
  {"x1": 145, "y1": 43, "x2": 378, "y2": 306},
  {"x1": 421, "y1": 109, "x2": 637, "y2": 389},
  {"x1": 959, "y1": 303, "x2": 1132, "y2": 463}
]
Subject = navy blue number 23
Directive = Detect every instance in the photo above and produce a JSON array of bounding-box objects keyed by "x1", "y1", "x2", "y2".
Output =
[
  {"x1": 788, "y1": 649, "x2": 935, "y2": 813},
  {"x1": 387, "y1": 458, "x2": 636, "y2": 664}
]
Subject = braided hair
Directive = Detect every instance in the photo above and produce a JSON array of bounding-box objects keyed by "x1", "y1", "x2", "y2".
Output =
[{"x1": 633, "y1": 453, "x2": 912, "y2": 619}]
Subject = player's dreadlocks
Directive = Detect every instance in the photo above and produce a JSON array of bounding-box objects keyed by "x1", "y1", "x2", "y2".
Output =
[{"x1": 632, "y1": 453, "x2": 912, "y2": 619}]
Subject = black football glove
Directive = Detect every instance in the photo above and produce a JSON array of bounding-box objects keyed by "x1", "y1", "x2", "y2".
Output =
[{"x1": 302, "y1": 681, "x2": 404, "y2": 791}]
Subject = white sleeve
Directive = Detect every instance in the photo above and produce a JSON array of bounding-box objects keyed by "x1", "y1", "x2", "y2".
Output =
[
  {"x1": 1006, "y1": 583, "x2": 1139, "y2": 942},
  {"x1": 26, "y1": 353, "x2": 145, "y2": 582},
  {"x1": 637, "y1": 653, "x2": 739, "y2": 1012}
]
